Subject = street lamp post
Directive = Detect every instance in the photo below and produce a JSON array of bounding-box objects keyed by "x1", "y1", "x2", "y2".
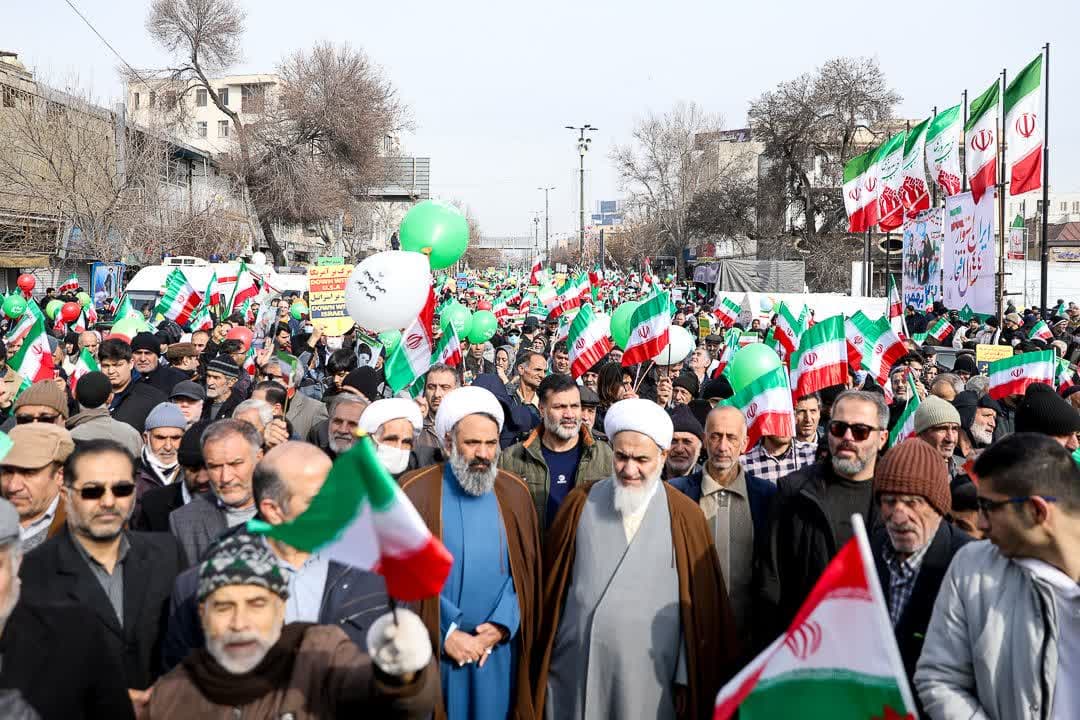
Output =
[
  {"x1": 565, "y1": 125, "x2": 597, "y2": 258},
  {"x1": 538, "y1": 186, "x2": 554, "y2": 260}
]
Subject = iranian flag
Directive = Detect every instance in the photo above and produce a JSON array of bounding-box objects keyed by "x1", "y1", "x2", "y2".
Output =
[
  {"x1": 988, "y1": 350, "x2": 1056, "y2": 400},
  {"x1": 537, "y1": 283, "x2": 558, "y2": 311},
  {"x1": 205, "y1": 271, "x2": 226, "y2": 309},
  {"x1": 621, "y1": 291, "x2": 671, "y2": 367},
  {"x1": 874, "y1": 130, "x2": 907, "y2": 232},
  {"x1": 155, "y1": 268, "x2": 202, "y2": 326},
  {"x1": 714, "y1": 517, "x2": 916, "y2": 720},
  {"x1": 926, "y1": 104, "x2": 963, "y2": 197},
  {"x1": 723, "y1": 364, "x2": 794, "y2": 453},
  {"x1": 58, "y1": 273, "x2": 79, "y2": 294},
  {"x1": 568, "y1": 304, "x2": 612, "y2": 379},
  {"x1": 8, "y1": 305, "x2": 55, "y2": 393},
  {"x1": 842, "y1": 150, "x2": 879, "y2": 233},
  {"x1": 493, "y1": 293, "x2": 510, "y2": 320},
  {"x1": 588, "y1": 264, "x2": 604, "y2": 288},
  {"x1": 845, "y1": 315, "x2": 868, "y2": 371},
  {"x1": 249, "y1": 434, "x2": 453, "y2": 601},
  {"x1": 712, "y1": 329, "x2": 743, "y2": 378},
  {"x1": 965, "y1": 79, "x2": 1000, "y2": 204},
  {"x1": 69, "y1": 348, "x2": 99, "y2": 394},
  {"x1": 862, "y1": 318, "x2": 907, "y2": 389},
  {"x1": 1005, "y1": 53, "x2": 1044, "y2": 196},
  {"x1": 229, "y1": 261, "x2": 260, "y2": 311},
  {"x1": 888, "y1": 375, "x2": 922, "y2": 447},
  {"x1": 900, "y1": 116, "x2": 931, "y2": 217},
  {"x1": 113, "y1": 294, "x2": 140, "y2": 322},
  {"x1": 773, "y1": 302, "x2": 805, "y2": 356},
  {"x1": 384, "y1": 288, "x2": 436, "y2": 394},
  {"x1": 714, "y1": 297, "x2": 742, "y2": 328},
  {"x1": 1056, "y1": 358, "x2": 1074, "y2": 394},
  {"x1": 927, "y1": 317, "x2": 953, "y2": 343},
  {"x1": 789, "y1": 316, "x2": 848, "y2": 401},
  {"x1": 1029, "y1": 319, "x2": 1053, "y2": 342},
  {"x1": 549, "y1": 274, "x2": 589, "y2": 320},
  {"x1": 433, "y1": 324, "x2": 463, "y2": 368},
  {"x1": 188, "y1": 304, "x2": 214, "y2": 332},
  {"x1": 887, "y1": 275, "x2": 907, "y2": 338},
  {"x1": 528, "y1": 257, "x2": 548, "y2": 287}
]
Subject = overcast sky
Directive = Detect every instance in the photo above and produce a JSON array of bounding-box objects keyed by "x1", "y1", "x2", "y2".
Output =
[{"x1": 8, "y1": 0, "x2": 1078, "y2": 239}]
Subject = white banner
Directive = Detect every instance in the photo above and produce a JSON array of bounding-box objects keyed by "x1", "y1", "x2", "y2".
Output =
[{"x1": 942, "y1": 191, "x2": 997, "y2": 316}]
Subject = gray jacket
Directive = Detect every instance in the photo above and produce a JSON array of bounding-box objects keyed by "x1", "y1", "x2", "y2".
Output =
[
  {"x1": 66, "y1": 408, "x2": 144, "y2": 458},
  {"x1": 167, "y1": 493, "x2": 227, "y2": 568},
  {"x1": 914, "y1": 541, "x2": 1060, "y2": 720},
  {"x1": 285, "y1": 390, "x2": 328, "y2": 442}
]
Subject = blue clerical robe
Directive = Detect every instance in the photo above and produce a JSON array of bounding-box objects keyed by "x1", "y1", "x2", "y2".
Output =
[{"x1": 439, "y1": 465, "x2": 520, "y2": 720}]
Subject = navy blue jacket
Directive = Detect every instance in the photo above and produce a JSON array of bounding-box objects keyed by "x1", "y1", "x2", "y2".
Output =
[{"x1": 667, "y1": 468, "x2": 777, "y2": 540}]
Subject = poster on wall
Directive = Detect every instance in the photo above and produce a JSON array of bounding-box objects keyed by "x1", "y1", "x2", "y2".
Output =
[
  {"x1": 942, "y1": 190, "x2": 996, "y2": 317},
  {"x1": 90, "y1": 262, "x2": 125, "y2": 310},
  {"x1": 901, "y1": 208, "x2": 944, "y2": 312}
]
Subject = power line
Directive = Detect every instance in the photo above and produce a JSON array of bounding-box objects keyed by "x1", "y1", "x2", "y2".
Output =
[{"x1": 59, "y1": 0, "x2": 153, "y2": 89}]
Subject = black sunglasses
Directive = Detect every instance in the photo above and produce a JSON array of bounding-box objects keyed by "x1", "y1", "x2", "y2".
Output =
[
  {"x1": 15, "y1": 413, "x2": 60, "y2": 425},
  {"x1": 69, "y1": 482, "x2": 137, "y2": 501},
  {"x1": 976, "y1": 495, "x2": 1057, "y2": 515},
  {"x1": 828, "y1": 421, "x2": 880, "y2": 442}
]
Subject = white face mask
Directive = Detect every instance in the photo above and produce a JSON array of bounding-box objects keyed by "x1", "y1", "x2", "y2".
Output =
[
  {"x1": 375, "y1": 443, "x2": 410, "y2": 475},
  {"x1": 508, "y1": 336, "x2": 520, "y2": 347},
  {"x1": 325, "y1": 336, "x2": 343, "y2": 351}
]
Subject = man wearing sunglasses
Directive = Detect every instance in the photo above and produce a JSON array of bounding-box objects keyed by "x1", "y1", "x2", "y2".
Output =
[
  {"x1": 916, "y1": 434, "x2": 1080, "y2": 720},
  {"x1": 10, "y1": 380, "x2": 68, "y2": 429},
  {"x1": 760, "y1": 390, "x2": 889, "y2": 637},
  {"x1": 19, "y1": 438, "x2": 185, "y2": 715}
]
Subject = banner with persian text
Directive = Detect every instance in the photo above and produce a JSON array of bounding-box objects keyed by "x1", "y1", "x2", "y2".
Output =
[
  {"x1": 901, "y1": 208, "x2": 943, "y2": 312},
  {"x1": 942, "y1": 190, "x2": 996, "y2": 316}
]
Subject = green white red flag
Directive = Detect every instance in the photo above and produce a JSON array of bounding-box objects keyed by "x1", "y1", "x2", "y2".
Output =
[
  {"x1": 965, "y1": 80, "x2": 1000, "y2": 204},
  {"x1": 529, "y1": 257, "x2": 548, "y2": 287},
  {"x1": 1029, "y1": 319, "x2": 1053, "y2": 342},
  {"x1": 988, "y1": 349, "x2": 1055, "y2": 400},
  {"x1": 69, "y1": 347, "x2": 99, "y2": 394},
  {"x1": 773, "y1": 302, "x2": 805, "y2": 356},
  {"x1": 384, "y1": 288, "x2": 436, "y2": 393},
  {"x1": 433, "y1": 323, "x2": 462, "y2": 368},
  {"x1": 926, "y1": 104, "x2": 963, "y2": 196},
  {"x1": 58, "y1": 274, "x2": 79, "y2": 294},
  {"x1": 927, "y1": 317, "x2": 953, "y2": 343},
  {"x1": 722, "y1": 365, "x2": 794, "y2": 452},
  {"x1": 229, "y1": 261, "x2": 260, "y2": 311},
  {"x1": 8, "y1": 303, "x2": 54, "y2": 393},
  {"x1": 155, "y1": 268, "x2": 202, "y2": 326},
  {"x1": 845, "y1": 313, "x2": 870, "y2": 371},
  {"x1": 874, "y1": 131, "x2": 907, "y2": 232},
  {"x1": 861, "y1": 317, "x2": 907, "y2": 391},
  {"x1": 889, "y1": 375, "x2": 922, "y2": 447},
  {"x1": 204, "y1": 271, "x2": 226, "y2": 308},
  {"x1": 789, "y1": 316, "x2": 848, "y2": 401},
  {"x1": 842, "y1": 150, "x2": 879, "y2": 233},
  {"x1": 714, "y1": 297, "x2": 742, "y2": 328},
  {"x1": 549, "y1": 274, "x2": 589, "y2": 320},
  {"x1": 714, "y1": 517, "x2": 915, "y2": 720},
  {"x1": 568, "y1": 303, "x2": 612, "y2": 379},
  {"x1": 1056, "y1": 358, "x2": 1075, "y2": 393},
  {"x1": 887, "y1": 275, "x2": 903, "y2": 321},
  {"x1": 1004, "y1": 53, "x2": 1044, "y2": 196},
  {"x1": 621, "y1": 291, "x2": 671, "y2": 367},
  {"x1": 899, "y1": 116, "x2": 931, "y2": 217},
  {"x1": 712, "y1": 329, "x2": 743, "y2": 378},
  {"x1": 248, "y1": 434, "x2": 453, "y2": 601}
]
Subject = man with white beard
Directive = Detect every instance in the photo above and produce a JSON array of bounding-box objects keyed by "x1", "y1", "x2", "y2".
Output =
[
  {"x1": 400, "y1": 386, "x2": 541, "y2": 720},
  {"x1": 325, "y1": 394, "x2": 369, "y2": 459},
  {"x1": 359, "y1": 398, "x2": 423, "y2": 479},
  {"x1": 144, "y1": 532, "x2": 439, "y2": 717},
  {"x1": 534, "y1": 398, "x2": 740, "y2": 720}
]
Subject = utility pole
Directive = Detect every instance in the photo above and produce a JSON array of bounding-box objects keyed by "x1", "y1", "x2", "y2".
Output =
[
  {"x1": 538, "y1": 186, "x2": 554, "y2": 260},
  {"x1": 532, "y1": 212, "x2": 540, "y2": 260},
  {"x1": 565, "y1": 125, "x2": 597, "y2": 257}
]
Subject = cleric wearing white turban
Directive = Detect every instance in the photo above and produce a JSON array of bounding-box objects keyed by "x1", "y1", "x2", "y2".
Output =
[
  {"x1": 434, "y1": 386, "x2": 505, "y2": 443},
  {"x1": 603, "y1": 397, "x2": 674, "y2": 451},
  {"x1": 360, "y1": 398, "x2": 424, "y2": 475}
]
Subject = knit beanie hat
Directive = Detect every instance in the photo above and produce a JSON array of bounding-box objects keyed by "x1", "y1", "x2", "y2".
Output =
[
  {"x1": 1015, "y1": 383, "x2": 1080, "y2": 436},
  {"x1": 913, "y1": 396, "x2": 961, "y2": 434},
  {"x1": 952, "y1": 354, "x2": 979, "y2": 376},
  {"x1": 14, "y1": 380, "x2": 69, "y2": 419},
  {"x1": 669, "y1": 405, "x2": 704, "y2": 441},
  {"x1": 131, "y1": 332, "x2": 161, "y2": 354},
  {"x1": 178, "y1": 420, "x2": 209, "y2": 468},
  {"x1": 672, "y1": 371, "x2": 700, "y2": 399},
  {"x1": 873, "y1": 438, "x2": 951, "y2": 515},
  {"x1": 701, "y1": 375, "x2": 733, "y2": 401},
  {"x1": 198, "y1": 533, "x2": 288, "y2": 602},
  {"x1": 144, "y1": 402, "x2": 187, "y2": 431},
  {"x1": 206, "y1": 356, "x2": 240, "y2": 379},
  {"x1": 74, "y1": 371, "x2": 112, "y2": 410}
]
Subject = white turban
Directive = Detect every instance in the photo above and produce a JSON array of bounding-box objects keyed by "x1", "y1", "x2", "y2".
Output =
[
  {"x1": 434, "y1": 386, "x2": 505, "y2": 441},
  {"x1": 359, "y1": 398, "x2": 424, "y2": 436},
  {"x1": 604, "y1": 398, "x2": 674, "y2": 450}
]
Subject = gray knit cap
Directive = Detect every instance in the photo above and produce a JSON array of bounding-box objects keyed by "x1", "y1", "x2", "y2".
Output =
[{"x1": 914, "y1": 396, "x2": 962, "y2": 435}]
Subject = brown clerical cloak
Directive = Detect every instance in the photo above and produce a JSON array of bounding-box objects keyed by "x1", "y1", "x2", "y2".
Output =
[
  {"x1": 532, "y1": 480, "x2": 741, "y2": 720},
  {"x1": 400, "y1": 463, "x2": 541, "y2": 720}
]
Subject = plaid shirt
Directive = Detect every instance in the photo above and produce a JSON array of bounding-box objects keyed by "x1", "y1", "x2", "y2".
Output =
[
  {"x1": 739, "y1": 440, "x2": 816, "y2": 485},
  {"x1": 881, "y1": 542, "x2": 930, "y2": 627}
]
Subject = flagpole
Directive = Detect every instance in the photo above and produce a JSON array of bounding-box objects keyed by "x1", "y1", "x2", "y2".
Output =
[
  {"x1": 997, "y1": 67, "x2": 1007, "y2": 328},
  {"x1": 1039, "y1": 42, "x2": 1051, "y2": 315},
  {"x1": 961, "y1": 90, "x2": 969, "y2": 192},
  {"x1": 930, "y1": 106, "x2": 939, "y2": 208}
]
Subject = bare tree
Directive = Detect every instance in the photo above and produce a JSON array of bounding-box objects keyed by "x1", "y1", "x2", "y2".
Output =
[
  {"x1": 453, "y1": 202, "x2": 500, "y2": 270},
  {"x1": 144, "y1": 0, "x2": 408, "y2": 263}
]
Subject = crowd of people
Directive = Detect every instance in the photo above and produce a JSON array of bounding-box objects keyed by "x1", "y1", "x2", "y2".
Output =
[{"x1": 0, "y1": 279, "x2": 1077, "y2": 720}]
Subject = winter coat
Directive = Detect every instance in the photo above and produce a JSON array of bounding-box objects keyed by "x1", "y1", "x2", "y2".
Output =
[{"x1": 66, "y1": 407, "x2": 143, "y2": 457}]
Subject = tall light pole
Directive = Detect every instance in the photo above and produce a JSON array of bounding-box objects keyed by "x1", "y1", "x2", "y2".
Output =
[
  {"x1": 537, "y1": 186, "x2": 554, "y2": 260},
  {"x1": 565, "y1": 125, "x2": 597, "y2": 257}
]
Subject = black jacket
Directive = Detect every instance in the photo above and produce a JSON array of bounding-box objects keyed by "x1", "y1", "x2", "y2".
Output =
[
  {"x1": 199, "y1": 386, "x2": 246, "y2": 422},
  {"x1": 0, "y1": 602, "x2": 134, "y2": 719},
  {"x1": 139, "y1": 364, "x2": 190, "y2": 396},
  {"x1": 110, "y1": 381, "x2": 167, "y2": 433},
  {"x1": 130, "y1": 482, "x2": 186, "y2": 533},
  {"x1": 19, "y1": 528, "x2": 185, "y2": 690},
  {"x1": 759, "y1": 462, "x2": 881, "y2": 639},
  {"x1": 871, "y1": 520, "x2": 971, "y2": 712}
]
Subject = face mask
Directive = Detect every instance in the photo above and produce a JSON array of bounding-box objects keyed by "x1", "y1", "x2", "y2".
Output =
[
  {"x1": 508, "y1": 336, "x2": 520, "y2": 347},
  {"x1": 325, "y1": 336, "x2": 343, "y2": 351},
  {"x1": 375, "y1": 443, "x2": 410, "y2": 475}
]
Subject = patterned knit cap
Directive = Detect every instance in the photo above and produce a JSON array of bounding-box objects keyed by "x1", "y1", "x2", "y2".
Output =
[{"x1": 197, "y1": 533, "x2": 289, "y2": 601}]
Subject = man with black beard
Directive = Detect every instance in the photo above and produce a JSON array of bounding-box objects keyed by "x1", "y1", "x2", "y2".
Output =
[{"x1": 400, "y1": 386, "x2": 541, "y2": 720}]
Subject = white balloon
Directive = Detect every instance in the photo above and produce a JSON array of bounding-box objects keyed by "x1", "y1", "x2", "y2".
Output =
[
  {"x1": 651, "y1": 325, "x2": 696, "y2": 366},
  {"x1": 345, "y1": 251, "x2": 431, "y2": 332}
]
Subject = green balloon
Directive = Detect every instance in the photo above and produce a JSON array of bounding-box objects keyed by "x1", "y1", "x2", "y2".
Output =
[
  {"x1": 467, "y1": 310, "x2": 497, "y2": 345},
  {"x1": 76, "y1": 291, "x2": 92, "y2": 308},
  {"x1": 378, "y1": 329, "x2": 402, "y2": 353},
  {"x1": 2, "y1": 295, "x2": 26, "y2": 320},
  {"x1": 290, "y1": 302, "x2": 308, "y2": 320},
  {"x1": 398, "y1": 200, "x2": 469, "y2": 270},
  {"x1": 439, "y1": 302, "x2": 472, "y2": 338},
  {"x1": 45, "y1": 299, "x2": 63, "y2": 320},
  {"x1": 610, "y1": 301, "x2": 641, "y2": 350},
  {"x1": 727, "y1": 342, "x2": 782, "y2": 393}
]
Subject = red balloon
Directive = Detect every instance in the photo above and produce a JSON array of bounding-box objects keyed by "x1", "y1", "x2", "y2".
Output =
[
  {"x1": 226, "y1": 326, "x2": 254, "y2": 352},
  {"x1": 16, "y1": 274, "x2": 35, "y2": 294},
  {"x1": 60, "y1": 301, "x2": 80, "y2": 323},
  {"x1": 476, "y1": 300, "x2": 492, "y2": 311}
]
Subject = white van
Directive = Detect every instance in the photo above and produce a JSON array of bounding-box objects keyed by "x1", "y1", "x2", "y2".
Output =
[{"x1": 123, "y1": 256, "x2": 309, "y2": 313}]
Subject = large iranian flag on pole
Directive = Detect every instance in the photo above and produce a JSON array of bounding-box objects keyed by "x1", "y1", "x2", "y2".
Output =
[
  {"x1": 1005, "y1": 53, "x2": 1044, "y2": 196},
  {"x1": 965, "y1": 79, "x2": 1000, "y2": 204},
  {"x1": 384, "y1": 288, "x2": 436, "y2": 394},
  {"x1": 899, "y1": 116, "x2": 931, "y2": 217},
  {"x1": 842, "y1": 150, "x2": 879, "y2": 233},
  {"x1": 568, "y1": 303, "x2": 612, "y2": 379},
  {"x1": 874, "y1": 130, "x2": 907, "y2": 232},
  {"x1": 155, "y1": 268, "x2": 201, "y2": 326},
  {"x1": 988, "y1": 350, "x2": 1055, "y2": 400},
  {"x1": 621, "y1": 291, "x2": 671, "y2": 367},
  {"x1": 714, "y1": 297, "x2": 742, "y2": 328},
  {"x1": 789, "y1": 316, "x2": 848, "y2": 401},
  {"x1": 714, "y1": 515, "x2": 916, "y2": 720},
  {"x1": 773, "y1": 302, "x2": 805, "y2": 356},
  {"x1": 889, "y1": 375, "x2": 922, "y2": 447},
  {"x1": 926, "y1": 104, "x2": 963, "y2": 197},
  {"x1": 722, "y1": 366, "x2": 795, "y2": 452},
  {"x1": 229, "y1": 261, "x2": 259, "y2": 311}
]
